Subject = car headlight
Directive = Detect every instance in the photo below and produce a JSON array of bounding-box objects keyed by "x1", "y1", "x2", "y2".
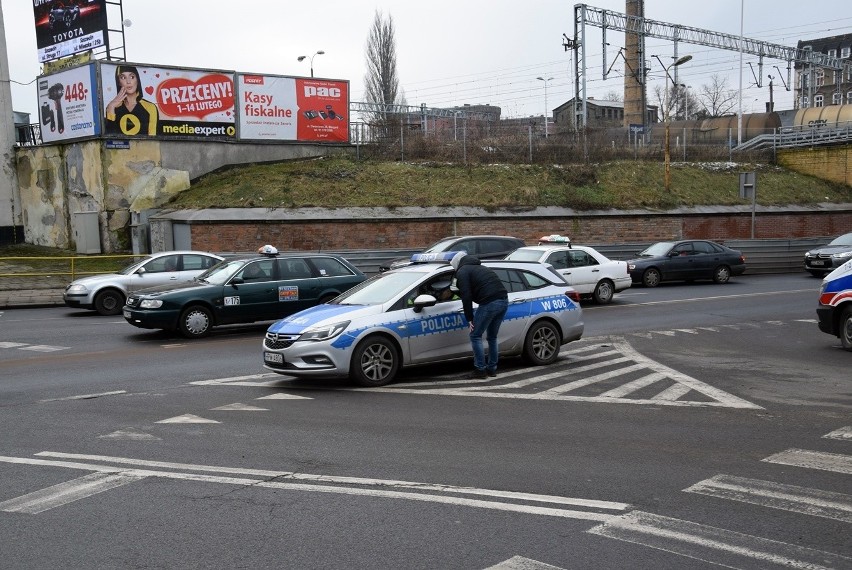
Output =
[
  {"x1": 831, "y1": 251, "x2": 852, "y2": 259},
  {"x1": 139, "y1": 299, "x2": 163, "y2": 309},
  {"x1": 66, "y1": 284, "x2": 88, "y2": 294},
  {"x1": 300, "y1": 321, "x2": 350, "y2": 342},
  {"x1": 627, "y1": 263, "x2": 636, "y2": 270}
]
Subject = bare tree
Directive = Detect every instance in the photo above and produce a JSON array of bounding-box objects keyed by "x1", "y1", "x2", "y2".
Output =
[
  {"x1": 602, "y1": 90, "x2": 623, "y2": 102},
  {"x1": 364, "y1": 10, "x2": 403, "y2": 126},
  {"x1": 697, "y1": 74, "x2": 738, "y2": 117}
]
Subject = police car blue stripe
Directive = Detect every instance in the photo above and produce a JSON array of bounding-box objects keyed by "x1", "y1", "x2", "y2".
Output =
[{"x1": 267, "y1": 304, "x2": 365, "y2": 335}]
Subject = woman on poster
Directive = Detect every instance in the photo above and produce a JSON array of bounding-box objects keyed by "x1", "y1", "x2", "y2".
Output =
[{"x1": 104, "y1": 65, "x2": 159, "y2": 136}]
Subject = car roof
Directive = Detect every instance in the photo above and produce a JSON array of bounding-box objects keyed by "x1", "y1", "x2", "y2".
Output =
[{"x1": 513, "y1": 245, "x2": 598, "y2": 253}]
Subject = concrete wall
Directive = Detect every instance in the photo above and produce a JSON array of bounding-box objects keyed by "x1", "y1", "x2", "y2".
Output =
[{"x1": 14, "y1": 139, "x2": 331, "y2": 251}]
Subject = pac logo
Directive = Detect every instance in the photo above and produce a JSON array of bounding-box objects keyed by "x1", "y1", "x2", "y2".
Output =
[{"x1": 304, "y1": 86, "x2": 341, "y2": 98}]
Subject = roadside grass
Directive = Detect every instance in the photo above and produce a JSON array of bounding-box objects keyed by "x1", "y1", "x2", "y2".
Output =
[
  {"x1": 0, "y1": 243, "x2": 140, "y2": 277},
  {"x1": 168, "y1": 157, "x2": 851, "y2": 210}
]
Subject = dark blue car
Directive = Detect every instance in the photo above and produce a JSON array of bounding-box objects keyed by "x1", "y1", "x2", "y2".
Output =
[{"x1": 626, "y1": 240, "x2": 746, "y2": 287}]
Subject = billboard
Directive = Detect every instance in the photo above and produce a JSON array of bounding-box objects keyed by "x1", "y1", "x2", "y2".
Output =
[
  {"x1": 33, "y1": 0, "x2": 108, "y2": 63},
  {"x1": 101, "y1": 63, "x2": 236, "y2": 140},
  {"x1": 238, "y1": 74, "x2": 349, "y2": 142},
  {"x1": 37, "y1": 63, "x2": 100, "y2": 143}
]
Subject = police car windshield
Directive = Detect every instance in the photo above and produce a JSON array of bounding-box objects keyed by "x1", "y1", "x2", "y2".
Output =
[
  {"x1": 195, "y1": 259, "x2": 245, "y2": 285},
  {"x1": 505, "y1": 249, "x2": 545, "y2": 261},
  {"x1": 336, "y1": 271, "x2": 427, "y2": 305}
]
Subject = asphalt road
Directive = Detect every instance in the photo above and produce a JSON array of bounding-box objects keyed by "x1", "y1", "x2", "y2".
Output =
[{"x1": 0, "y1": 273, "x2": 849, "y2": 569}]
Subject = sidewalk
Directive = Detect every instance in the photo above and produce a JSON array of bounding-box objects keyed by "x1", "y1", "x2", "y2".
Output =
[{"x1": 0, "y1": 276, "x2": 66, "y2": 309}]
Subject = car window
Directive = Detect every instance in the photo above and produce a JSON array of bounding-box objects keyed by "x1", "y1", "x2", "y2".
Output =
[
  {"x1": 479, "y1": 239, "x2": 510, "y2": 255},
  {"x1": 546, "y1": 251, "x2": 570, "y2": 269},
  {"x1": 182, "y1": 254, "x2": 217, "y2": 270},
  {"x1": 337, "y1": 271, "x2": 427, "y2": 305},
  {"x1": 641, "y1": 242, "x2": 675, "y2": 256},
  {"x1": 453, "y1": 240, "x2": 475, "y2": 255},
  {"x1": 277, "y1": 258, "x2": 313, "y2": 279},
  {"x1": 237, "y1": 259, "x2": 275, "y2": 282},
  {"x1": 309, "y1": 257, "x2": 355, "y2": 277},
  {"x1": 145, "y1": 255, "x2": 180, "y2": 273},
  {"x1": 829, "y1": 233, "x2": 852, "y2": 246},
  {"x1": 403, "y1": 275, "x2": 458, "y2": 307},
  {"x1": 569, "y1": 250, "x2": 598, "y2": 267},
  {"x1": 672, "y1": 243, "x2": 694, "y2": 256},
  {"x1": 505, "y1": 249, "x2": 542, "y2": 262},
  {"x1": 692, "y1": 241, "x2": 716, "y2": 254}
]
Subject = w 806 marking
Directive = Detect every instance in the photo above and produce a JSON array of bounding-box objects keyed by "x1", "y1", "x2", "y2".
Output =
[{"x1": 542, "y1": 298, "x2": 569, "y2": 311}]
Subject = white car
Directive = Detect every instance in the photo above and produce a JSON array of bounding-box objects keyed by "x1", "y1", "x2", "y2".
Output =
[
  {"x1": 63, "y1": 251, "x2": 223, "y2": 315},
  {"x1": 263, "y1": 253, "x2": 584, "y2": 386},
  {"x1": 505, "y1": 243, "x2": 631, "y2": 304}
]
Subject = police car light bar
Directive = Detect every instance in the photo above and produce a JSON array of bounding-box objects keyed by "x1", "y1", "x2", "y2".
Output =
[{"x1": 410, "y1": 251, "x2": 462, "y2": 264}]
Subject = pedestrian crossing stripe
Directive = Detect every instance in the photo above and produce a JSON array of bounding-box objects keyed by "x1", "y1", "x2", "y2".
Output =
[{"x1": 0, "y1": 341, "x2": 69, "y2": 352}]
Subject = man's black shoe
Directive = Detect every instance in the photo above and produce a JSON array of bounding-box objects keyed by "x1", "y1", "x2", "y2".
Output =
[
  {"x1": 467, "y1": 369, "x2": 487, "y2": 379},
  {"x1": 486, "y1": 369, "x2": 497, "y2": 377}
]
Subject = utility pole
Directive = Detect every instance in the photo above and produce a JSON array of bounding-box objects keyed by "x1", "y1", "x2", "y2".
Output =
[{"x1": 0, "y1": 2, "x2": 22, "y2": 244}]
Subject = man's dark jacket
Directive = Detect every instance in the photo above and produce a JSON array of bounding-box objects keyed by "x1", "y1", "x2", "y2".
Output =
[{"x1": 454, "y1": 255, "x2": 508, "y2": 322}]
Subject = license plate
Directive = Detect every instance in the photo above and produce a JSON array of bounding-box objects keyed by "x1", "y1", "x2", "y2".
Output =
[
  {"x1": 123, "y1": 309, "x2": 131, "y2": 318},
  {"x1": 264, "y1": 352, "x2": 283, "y2": 364},
  {"x1": 810, "y1": 260, "x2": 824, "y2": 266}
]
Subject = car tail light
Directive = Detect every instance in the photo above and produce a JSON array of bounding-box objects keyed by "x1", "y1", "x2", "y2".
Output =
[
  {"x1": 740, "y1": 255, "x2": 746, "y2": 263},
  {"x1": 565, "y1": 290, "x2": 581, "y2": 303}
]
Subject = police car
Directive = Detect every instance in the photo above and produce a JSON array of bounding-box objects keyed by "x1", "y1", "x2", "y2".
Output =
[
  {"x1": 262, "y1": 252, "x2": 584, "y2": 386},
  {"x1": 816, "y1": 259, "x2": 852, "y2": 351}
]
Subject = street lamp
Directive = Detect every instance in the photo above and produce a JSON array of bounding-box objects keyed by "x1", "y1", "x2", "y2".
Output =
[
  {"x1": 536, "y1": 76, "x2": 553, "y2": 138},
  {"x1": 654, "y1": 54, "x2": 692, "y2": 193},
  {"x1": 297, "y1": 50, "x2": 325, "y2": 78}
]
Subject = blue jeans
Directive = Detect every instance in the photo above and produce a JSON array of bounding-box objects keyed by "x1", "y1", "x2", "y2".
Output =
[{"x1": 469, "y1": 298, "x2": 508, "y2": 371}]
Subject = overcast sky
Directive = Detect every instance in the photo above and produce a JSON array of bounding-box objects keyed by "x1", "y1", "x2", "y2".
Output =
[{"x1": 4, "y1": 1, "x2": 852, "y2": 123}]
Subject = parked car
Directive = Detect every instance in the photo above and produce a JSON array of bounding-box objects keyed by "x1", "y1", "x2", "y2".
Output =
[
  {"x1": 505, "y1": 236, "x2": 631, "y2": 304},
  {"x1": 379, "y1": 235, "x2": 526, "y2": 271},
  {"x1": 626, "y1": 240, "x2": 746, "y2": 287},
  {"x1": 262, "y1": 251, "x2": 584, "y2": 387},
  {"x1": 816, "y1": 260, "x2": 852, "y2": 351},
  {"x1": 804, "y1": 232, "x2": 852, "y2": 277},
  {"x1": 123, "y1": 248, "x2": 366, "y2": 338},
  {"x1": 63, "y1": 250, "x2": 223, "y2": 316}
]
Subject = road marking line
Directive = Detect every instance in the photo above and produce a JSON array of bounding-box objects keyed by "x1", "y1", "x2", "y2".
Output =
[
  {"x1": 651, "y1": 383, "x2": 693, "y2": 401},
  {"x1": 458, "y1": 356, "x2": 632, "y2": 392},
  {"x1": 19, "y1": 345, "x2": 68, "y2": 352},
  {"x1": 0, "y1": 342, "x2": 27, "y2": 348},
  {"x1": 0, "y1": 453, "x2": 628, "y2": 520},
  {"x1": 155, "y1": 414, "x2": 220, "y2": 424},
  {"x1": 484, "y1": 556, "x2": 565, "y2": 570},
  {"x1": 190, "y1": 373, "x2": 280, "y2": 386},
  {"x1": 598, "y1": 373, "x2": 667, "y2": 398},
  {"x1": 673, "y1": 329, "x2": 699, "y2": 334},
  {"x1": 40, "y1": 390, "x2": 127, "y2": 402},
  {"x1": 210, "y1": 403, "x2": 268, "y2": 411},
  {"x1": 650, "y1": 330, "x2": 677, "y2": 336},
  {"x1": 256, "y1": 393, "x2": 313, "y2": 400},
  {"x1": 763, "y1": 449, "x2": 852, "y2": 475},
  {"x1": 0, "y1": 472, "x2": 145, "y2": 514},
  {"x1": 685, "y1": 474, "x2": 852, "y2": 523},
  {"x1": 588, "y1": 510, "x2": 850, "y2": 569},
  {"x1": 795, "y1": 319, "x2": 817, "y2": 323},
  {"x1": 823, "y1": 426, "x2": 852, "y2": 441},
  {"x1": 541, "y1": 364, "x2": 646, "y2": 396},
  {"x1": 98, "y1": 429, "x2": 161, "y2": 441}
]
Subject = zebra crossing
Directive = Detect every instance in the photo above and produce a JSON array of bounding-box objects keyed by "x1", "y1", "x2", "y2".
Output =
[
  {"x1": 0, "y1": 341, "x2": 69, "y2": 352},
  {"x1": 362, "y1": 338, "x2": 763, "y2": 409},
  {"x1": 588, "y1": 425, "x2": 852, "y2": 568}
]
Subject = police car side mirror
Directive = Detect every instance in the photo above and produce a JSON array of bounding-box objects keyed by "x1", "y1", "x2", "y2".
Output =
[{"x1": 412, "y1": 294, "x2": 437, "y2": 313}]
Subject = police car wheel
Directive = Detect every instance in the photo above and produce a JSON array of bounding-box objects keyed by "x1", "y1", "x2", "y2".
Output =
[
  {"x1": 94, "y1": 289, "x2": 124, "y2": 316},
  {"x1": 351, "y1": 335, "x2": 399, "y2": 387},
  {"x1": 642, "y1": 268, "x2": 661, "y2": 288},
  {"x1": 523, "y1": 321, "x2": 561, "y2": 366},
  {"x1": 179, "y1": 305, "x2": 212, "y2": 339},
  {"x1": 840, "y1": 307, "x2": 852, "y2": 352},
  {"x1": 712, "y1": 265, "x2": 731, "y2": 284},
  {"x1": 593, "y1": 280, "x2": 614, "y2": 304}
]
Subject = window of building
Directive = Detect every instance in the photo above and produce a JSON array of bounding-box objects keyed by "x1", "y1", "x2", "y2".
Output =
[
  {"x1": 815, "y1": 94, "x2": 824, "y2": 107},
  {"x1": 801, "y1": 96, "x2": 809, "y2": 107},
  {"x1": 833, "y1": 92, "x2": 843, "y2": 105},
  {"x1": 848, "y1": 91, "x2": 852, "y2": 104},
  {"x1": 828, "y1": 49, "x2": 837, "y2": 58},
  {"x1": 815, "y1": 69, "x2": 824, "y2": 87},
  {"x1": 842, "y1": 46, "x2": 851, "y2": 58}
]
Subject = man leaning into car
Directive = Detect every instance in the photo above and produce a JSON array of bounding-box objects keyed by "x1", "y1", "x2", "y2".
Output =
[{"x1": 450, "y1": 252, "x2": 509, "y2": 379}]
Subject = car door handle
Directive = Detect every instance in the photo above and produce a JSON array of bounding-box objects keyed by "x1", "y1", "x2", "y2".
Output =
[
  {"x1": 591, "y1": 269, "x2": 599, "y2": 273},
  {"x1": 169, "y1": 276, "x2": 178, "y2": 280}
]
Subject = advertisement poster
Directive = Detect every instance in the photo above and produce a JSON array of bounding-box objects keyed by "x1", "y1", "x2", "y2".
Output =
[
  {"x1": 101, "y1": 63, "x2": 236, "y2": 140},
  {"x1": 33, "y1": 0, "x2": 108, "y2": 63},
  {"x1": 37, "y1": 63, "x2": 100, "y2": 143},
  {"x1": 238, "y1": 74, "x2": 348, "y2": 142}
]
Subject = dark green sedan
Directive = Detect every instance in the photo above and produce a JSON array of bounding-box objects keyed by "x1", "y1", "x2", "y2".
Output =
[{"x1": 123, "y1": 251, "x2": 366, "y2": 338}]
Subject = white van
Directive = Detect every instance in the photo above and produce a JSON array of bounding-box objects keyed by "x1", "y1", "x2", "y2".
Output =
[{"x1": 816, "y1": 259, "x2": 852, "y2": 351}]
